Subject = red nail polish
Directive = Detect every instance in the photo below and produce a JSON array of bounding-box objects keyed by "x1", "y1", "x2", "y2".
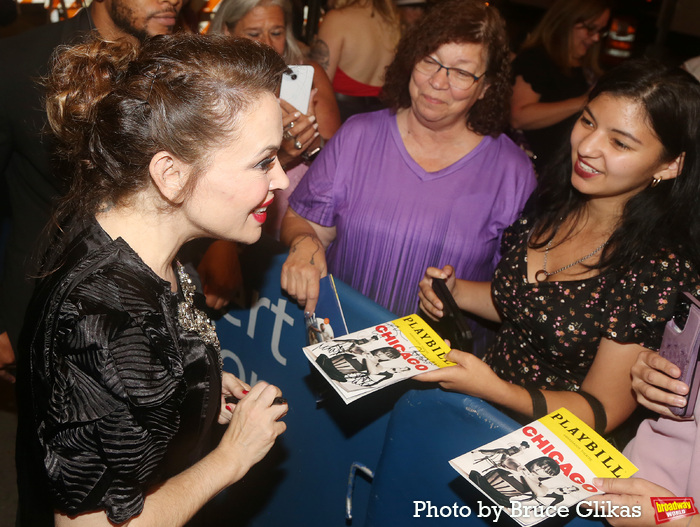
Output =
[
  {"x1": 242, "y1": 390, "x2": 249, "y2": 395},
  {"x1": 226, "y1": 404, "x2": 233, "y2": 412}
]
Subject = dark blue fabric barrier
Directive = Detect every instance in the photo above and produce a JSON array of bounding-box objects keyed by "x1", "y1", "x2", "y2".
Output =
[
  {"x1": 365, "y1": 389, "x2": 606, "y2": 527},
  {"x1": 213, "y1": 239, "x2": 401, "y2": 526},
  {"x1": 215, "y1": 238, "x2": 606, "y2": 526}
]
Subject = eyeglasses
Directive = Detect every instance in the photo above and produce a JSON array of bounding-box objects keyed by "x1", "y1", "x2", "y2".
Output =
[
  {"x1": 578, "y1": 21, "x2": 609, "y2": 39},
  {"x1": 414, "y1": 56, "x2": 484, "y2": 90}
]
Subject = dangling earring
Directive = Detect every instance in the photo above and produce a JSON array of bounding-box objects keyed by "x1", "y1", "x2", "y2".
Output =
[{"x1": 651, "y1": 176, "x2": 662, "y2": 188}]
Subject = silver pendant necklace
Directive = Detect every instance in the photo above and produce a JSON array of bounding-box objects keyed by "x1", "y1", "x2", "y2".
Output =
[{"x1": 535, "y1": 239, "x2": 607, "y2": 283}]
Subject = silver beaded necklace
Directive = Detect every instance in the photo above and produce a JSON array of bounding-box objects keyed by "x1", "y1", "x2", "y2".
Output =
[{"x1": 534, "y1": 239, "x2": 608, "y2": 283}]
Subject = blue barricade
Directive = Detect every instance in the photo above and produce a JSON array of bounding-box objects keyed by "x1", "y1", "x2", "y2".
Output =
[
  {"x1": 216, "y1": 238, "x2": 606, "y2": 527},
  {"x1": 214, "y1": 239, "x2": 400, "y2": 526},
  {"x1": 365, "y1": 390, "x2": 606, "y2": 527}
]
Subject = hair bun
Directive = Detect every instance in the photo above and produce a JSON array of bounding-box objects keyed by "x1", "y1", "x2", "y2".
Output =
[{"x1": 45, "y1": 38, "x2": 139, "y2": 160}]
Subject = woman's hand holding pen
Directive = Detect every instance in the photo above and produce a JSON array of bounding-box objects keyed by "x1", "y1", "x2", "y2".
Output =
[
  {"x1": 214, "y1": 381, "x2": 287, "y2": 485},
  {"x1": 218, "y1": 372, "x2": 251, "y2": 424},
  {"x1": 219, "y1": 372, "x2": 288, "y2": 424}
]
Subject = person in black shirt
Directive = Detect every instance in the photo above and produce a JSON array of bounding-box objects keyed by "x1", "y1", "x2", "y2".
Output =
[
  {"x1": 510, "y1": 0, "x2": 611, "y2": 174},
  {"x1": 0, "y1": 0, "x2": 184, "y2": 382}
]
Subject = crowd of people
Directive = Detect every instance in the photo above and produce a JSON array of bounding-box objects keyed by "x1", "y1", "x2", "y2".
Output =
[{"x1": 1, "y1": 0, "x2": 699, "y2": 524}]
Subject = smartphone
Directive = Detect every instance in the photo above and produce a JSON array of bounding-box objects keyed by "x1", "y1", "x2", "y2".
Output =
[
  {"x1": 658, "y1": 292, "x2": 700, "y2": 417},
  {"x1": 429, "y1": 278, "x2": 473, "y2": 354},
  {"x1": 279, "y1": 64, "x2": 314, "y2": 114}
]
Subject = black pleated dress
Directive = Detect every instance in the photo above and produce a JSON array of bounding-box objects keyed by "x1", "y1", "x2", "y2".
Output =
[{"x1": 16, "y1": 218, "x2": 222, "y2": 526}]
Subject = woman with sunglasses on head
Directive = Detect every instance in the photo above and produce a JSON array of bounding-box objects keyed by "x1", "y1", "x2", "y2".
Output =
[
  {"x1": 280, "y1": 0, "x2": 535, "y2": 355},
  {"x1": 15, "y1": 35, "x2": 289, "y2": 526},
  {"x1": 510, "y1": 0, "x2": 611, "y2": 174},
  {"x1": 419, "y1": 60, "x2": 700, "y2": 440}
]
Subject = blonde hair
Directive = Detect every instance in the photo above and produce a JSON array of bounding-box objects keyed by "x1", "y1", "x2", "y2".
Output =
[
  {"x1": 522, "y1": 0, "x2": 610, "y2": 76},
  {"x1": 210, "y1": 0, "x2": 304, "y2": 64}
]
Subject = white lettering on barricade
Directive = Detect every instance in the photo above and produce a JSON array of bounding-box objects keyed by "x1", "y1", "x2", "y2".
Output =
[
  {"x1": 211, "y1": 252, "x2": 398, "y2": 526},
  {"x1": 223, "y1": 313, "x2": 242, "y2": 327},
  {"x1": 235, "y1": 291, "x2": 295, "y2": 367},
  {"x1": 246, "y1": 292, "x2": 270, "y2": 339},
  {"x1": 269, "y1": 298, "x2": 294, "y2": 366}
]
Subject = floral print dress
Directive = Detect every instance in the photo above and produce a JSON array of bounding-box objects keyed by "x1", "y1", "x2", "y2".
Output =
[{"x1": 483, "y1": 218, "x2": 700, "y2": 392}]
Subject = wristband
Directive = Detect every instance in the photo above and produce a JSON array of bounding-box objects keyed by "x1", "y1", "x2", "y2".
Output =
[
  {"x1": 525, "y1": 386, "x2": 547, "y2": 418},
  {"x1": 579, "y1": 390, "x2": 607, "y2": 434}
]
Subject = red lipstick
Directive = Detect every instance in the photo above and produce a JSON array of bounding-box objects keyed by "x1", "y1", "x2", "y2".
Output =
[{"x1": 252, "y1": 197, "x2": 274, "y2": 224}]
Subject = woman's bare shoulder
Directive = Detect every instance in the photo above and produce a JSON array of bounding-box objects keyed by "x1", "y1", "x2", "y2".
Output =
[{"x1": 324, "y1": 4, "x2": 389, "y2": 26}]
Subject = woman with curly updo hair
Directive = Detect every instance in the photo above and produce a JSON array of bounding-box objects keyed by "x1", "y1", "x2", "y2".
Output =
[
  {"x1": 16, "y1": 34, "x2": 289, "y2": 526},
  {"x1": 280, "y1": 0, "x2": 535, "y2": 354}
]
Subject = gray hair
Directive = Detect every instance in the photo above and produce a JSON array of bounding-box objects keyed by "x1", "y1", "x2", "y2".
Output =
[{"x1": 210, "y1": 0, "x2": 304, "y2": 65}]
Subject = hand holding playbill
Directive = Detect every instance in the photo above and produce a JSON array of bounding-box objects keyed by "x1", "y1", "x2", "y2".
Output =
[
  {"x1": 303, "y1": 314, "x2": 454, "y2": 403},
  {"x1": 450, "y1": 408, "x2": 638, "y2": 526}
]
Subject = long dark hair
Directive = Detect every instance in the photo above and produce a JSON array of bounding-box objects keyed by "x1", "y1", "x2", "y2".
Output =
[
  {"x1": 381, "y1": 0, "x2": 511, "y2": 137},
  {"x1": 529, "y1": 59, "x2": 700, "y2": 271}
]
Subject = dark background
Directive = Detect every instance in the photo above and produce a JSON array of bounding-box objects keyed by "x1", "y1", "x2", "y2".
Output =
[{"x1": 2, "y1": 0, "x2": 699, "y2": 68}]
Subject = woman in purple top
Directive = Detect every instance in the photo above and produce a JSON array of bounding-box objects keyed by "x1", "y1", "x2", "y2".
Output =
[{"x1": 280, "y1": 0, "x2": 535, "y2": 353}]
